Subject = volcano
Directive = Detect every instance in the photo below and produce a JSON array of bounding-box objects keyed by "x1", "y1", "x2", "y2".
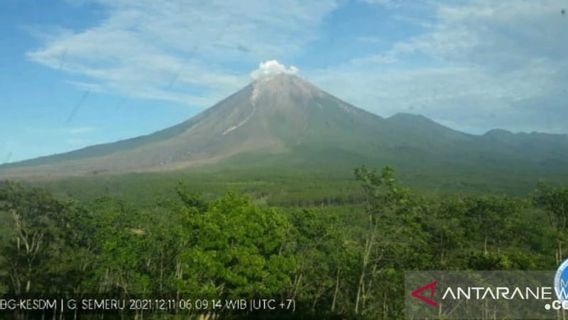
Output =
[{"x1": 1, "y1": 73, "x2": 568, "y2": 181}]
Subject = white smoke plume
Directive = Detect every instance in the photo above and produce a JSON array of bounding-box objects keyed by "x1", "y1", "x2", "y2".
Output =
[{"x1": 250, "y1": 60, "x2": 299, "y2": 80}]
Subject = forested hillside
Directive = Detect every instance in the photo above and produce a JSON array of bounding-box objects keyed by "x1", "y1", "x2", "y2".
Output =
[{"x1": 1, "y1": 167, "x2": 567, "y2": 319}]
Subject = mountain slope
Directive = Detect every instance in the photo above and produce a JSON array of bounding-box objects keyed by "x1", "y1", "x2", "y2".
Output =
[
  {"x1": 1, "y1": 73, "x2": 567, "y2": 183},
  {"x1": 0, "y1": 74, "x2": 389, "y2": 177}
]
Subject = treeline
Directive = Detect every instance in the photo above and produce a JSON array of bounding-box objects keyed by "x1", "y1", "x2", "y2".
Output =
[{"x1": 0, "y1": 167, "x2": 567, "y2": 319}]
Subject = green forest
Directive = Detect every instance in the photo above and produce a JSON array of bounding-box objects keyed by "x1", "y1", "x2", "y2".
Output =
[{"x1": 1, "y1": 166, "x2": 568, "y2": 319}]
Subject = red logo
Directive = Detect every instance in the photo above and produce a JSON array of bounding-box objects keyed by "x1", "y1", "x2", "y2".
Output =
[{"x1": 411, "y1": 280, "x2": 438, "y2": 308}]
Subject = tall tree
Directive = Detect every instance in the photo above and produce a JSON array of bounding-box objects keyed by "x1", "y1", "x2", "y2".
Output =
[
  {"x1": 534, "y1": 184, "x2": 568, "y2": 264},
  {"x1": 353, "y1": 166, "x2": 417, "y2": 316}
]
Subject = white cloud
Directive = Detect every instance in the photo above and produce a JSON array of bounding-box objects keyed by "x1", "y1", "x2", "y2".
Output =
[
  {"x1": 311, "y1": 0, "x2": 568, "y2": 133},
  {"x1": 25, "y1": 0, "x2": 568, "y2": 134},
  {"x1": 27, "y1": 0, "x2": 337, "y2": 108},
  {"x1": 250, "y1": 60, "x2": 299, "y2": 80}
]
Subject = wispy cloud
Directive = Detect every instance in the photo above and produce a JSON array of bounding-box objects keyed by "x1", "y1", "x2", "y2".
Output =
[
  {"x1": 24, "y1": 0, "x2": 568, "y2": 134},
  {"x1": 312, "y1": 0, "x2": 568, "y2": 133},
  {"x1": 27, "y1": 0, "x2": 338, "y2": 109}
]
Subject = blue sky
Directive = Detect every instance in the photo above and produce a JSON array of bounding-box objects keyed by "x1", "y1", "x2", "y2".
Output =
[{"x1": 1, "y1": 0, "x2": 567, "y2": 163}]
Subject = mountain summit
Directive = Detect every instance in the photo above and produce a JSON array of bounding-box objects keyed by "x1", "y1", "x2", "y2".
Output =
[
  {"x1": 0, "y1": 74, "x2": 384, "y2": 177},
  {"x1": 1, "y1": 73, "x2": 568, "y2": 180}
]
